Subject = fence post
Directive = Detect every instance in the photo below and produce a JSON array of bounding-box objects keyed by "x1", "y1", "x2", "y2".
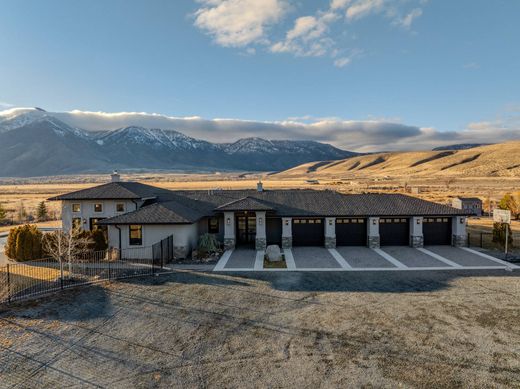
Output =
[
  {"x1": 160, "y1": 241, "x2": 164, "y2": 269},
  {"x1": 6, "y1": 264, "x2": 11, "y2": 304},
  {"x1": 480, "y1": 233, "x2": 483, "y2": 248},
  {"x1": 108, "y1": 258, "x2": 111, "y2": 282},
  {"x1": 60, "y1": 260, "x2": 64, "y2": 290},
  {"x1": 467, "y1": 233, "x2": 470, "y2": 248}
]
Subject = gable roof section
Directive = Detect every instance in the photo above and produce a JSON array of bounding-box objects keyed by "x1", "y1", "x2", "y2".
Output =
[
  {"x1": 216, "y1": 197, "x2": 275, "y2": 211},
  {"x1": 48, "y1": 181, "x2": 168, "y2": 201}
]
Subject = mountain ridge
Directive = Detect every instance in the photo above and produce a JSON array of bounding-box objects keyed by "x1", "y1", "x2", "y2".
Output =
[{"x1": 0, "y1": 110, "x2": 358, "y2": 177}]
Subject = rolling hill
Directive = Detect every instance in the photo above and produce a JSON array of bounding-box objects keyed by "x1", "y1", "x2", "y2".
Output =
[{"x1": 274, "y1": 141, "x2": 520, "y2": 179}]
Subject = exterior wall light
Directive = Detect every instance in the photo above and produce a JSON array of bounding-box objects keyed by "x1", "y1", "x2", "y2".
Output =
[
  {"x1": 417, "y1": 219, "x2": 421, "y2": 225},
  {"x1": 259, "y1": 217, "x2": 263, "y2": 226},
  {"x1": 372, "y1": 219, "x2": 377, "y2": 225},
  {"x1": 226, "y1": 217, "x2": 231, "y2": 225},
  {"x1": 460, "y1": 217, "x2": 465, "y2": 224},
  {"x1": 284, "y1": 219, "x2": 289, "y2": 226},
  {"x1": 328, "y1": 219, "x2": 333, "y2": 226},
  {"x1": 83, "y1": 219, "x2": 87, "y2": 224}
]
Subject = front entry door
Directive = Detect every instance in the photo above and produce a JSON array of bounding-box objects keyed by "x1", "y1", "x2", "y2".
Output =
[{"x1": 236, "y1": 216, "x2": 256, "y2": 246}]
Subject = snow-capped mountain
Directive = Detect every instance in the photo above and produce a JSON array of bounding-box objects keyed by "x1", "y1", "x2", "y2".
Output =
[{"x1": 0, "y1": 109, "x2": 358, "y2": 177}]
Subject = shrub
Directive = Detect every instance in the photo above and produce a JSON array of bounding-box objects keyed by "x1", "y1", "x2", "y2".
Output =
[
  {"x1": 5, "y1": 224, "x2": 43, "y2": 261},
  {"x1": 492, "y1": 222, "x2": 514, "y2": 247},
  {"x1": 198, "y1": 233, "x2": 219, "y2": 257}
]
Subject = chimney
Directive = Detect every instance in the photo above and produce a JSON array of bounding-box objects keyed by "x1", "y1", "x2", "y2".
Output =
[
  {"x1": 111, "y1": 170, "x2": 121, "y2": 183},
  {"x1": 257, "y1": 180, "x2": 263, "y2": 192}
]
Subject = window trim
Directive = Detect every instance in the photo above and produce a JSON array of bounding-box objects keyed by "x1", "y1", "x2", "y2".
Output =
[
  {"x1": 72, "y1": 203, "x2": 81, "y2": 213},
  {"x1": 129, "y1": 225, "x2": 143, "y2": 246},
  {"x1": 116, "y1": 203, "x2": 125, "y2": 213},
  {"x1": 94, "y1": 203, "x2": 103, "y2": 213}
]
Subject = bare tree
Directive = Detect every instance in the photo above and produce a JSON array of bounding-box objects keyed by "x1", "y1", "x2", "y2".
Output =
[{"x1": 43, "y1": 230, "x2": 93, "y2": 277}]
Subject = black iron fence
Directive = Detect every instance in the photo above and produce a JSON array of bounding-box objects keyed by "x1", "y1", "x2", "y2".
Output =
[
  {"x1": 0, "y1": 246, "x2": 170, "y2": 305},
  {"x1": 467, "y1": 231, "x2": 520, "y2": 260}
]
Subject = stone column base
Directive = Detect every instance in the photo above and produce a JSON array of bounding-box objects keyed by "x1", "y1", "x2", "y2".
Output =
[
  {"x1": 368, "y1": 235, "x2": 380, "y2": 249},
  {"x1": 282, "y1": 236, "x2": 292, "y2": 249},
  {"x1": 255, "y1": 238, "x2": 267, "y2": 251},
  {"x1": 224, "y1": 238, "x2": 236, "y2": 251},
  {"x1": 173, "y1": 246, "x2": 189, "y2": 259},
  {"x1": 325, "y1": 236, "x2": 336, "y2": 249},
  {"x1": 411, "y1": 235, "x2": 424, "y2": 248},
  {"x1": 452, "y1": 234, "x2": 467, "y2": 247}
]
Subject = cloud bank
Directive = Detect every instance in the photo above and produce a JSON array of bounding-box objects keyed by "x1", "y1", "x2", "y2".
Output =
[
  {"x1": 193, "y1": 0, "x2": 426, "y2": 66},
  {"x1": 42, "y1": 109, "x2": 520, "y2": 152}
]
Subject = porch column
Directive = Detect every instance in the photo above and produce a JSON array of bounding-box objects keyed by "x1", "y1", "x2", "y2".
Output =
[
  {"x1": 452, "y1": 216, "x2": 467, "y2": 247},
  {"x1": 223, "y1": 211, "x2": 236, "y2": 250},
  {"x1": 324, "y1": 217, "x2": 336, "y2": 248},
  {"x1": 410, "y1": 216, "x2": 424, "y2": 248},
  {"x1": 281, "y1": 217, "x2": 292, "y2": 249},
  {"x1": 367, "y1": 217, "x2": 380, "y2": 248},
  {"x1": 255, "y1": 211, "x2": 267, "y2": 250}
]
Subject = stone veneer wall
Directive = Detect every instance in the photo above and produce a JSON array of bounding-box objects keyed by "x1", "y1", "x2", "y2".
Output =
[
  {"x1": 368, "y1": 236, "x2": 380, "y2": 249},
  {"x1": 411, "y1": 235, "x2": 424, "y2": 248},
  {"x1": 255, "y1": 238, "x2": 267, "y2": 251},
  {"x1": 282, "y1": 237, "x2": 292, "y2": 249},
  {"x1": 325, "y1": 237, "x2": 336, "y2": 249},
  {"x1": 224, "y1": 238, "x2": 236, "y2": 251},
  {"x1": 452, "y1": 234, "x2": 467, "y2": 247}
]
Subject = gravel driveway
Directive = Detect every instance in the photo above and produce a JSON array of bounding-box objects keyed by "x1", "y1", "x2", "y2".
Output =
[{"x1": 1, "y1": 269, "x2": 520, "y2": 388}]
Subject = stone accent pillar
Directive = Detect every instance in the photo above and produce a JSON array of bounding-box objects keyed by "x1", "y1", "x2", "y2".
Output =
[
  {"x1": 282, "y1": 217, "x2": 292, "y2": 249},
  {"x1": 255, "y1": 211, "x2": 267, "y2": 250},
  {"x1": 452, "y1": 216, "x2": 467, "y2": 247},
  {"x1": 223, "y1": 211, "x2": 236, "y2": 250},
  {"x1": 324, "y1": 217, "x2": 336, "y2": 248},
  {"x1": 410, "y1": 216, "x2": 424, "y2": 248},
  {"x1": 367, "y1": 217, "x2": 380, "y2": 248}
]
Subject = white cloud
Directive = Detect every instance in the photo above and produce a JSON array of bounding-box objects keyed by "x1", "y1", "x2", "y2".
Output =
[
  {"x1": 33, "y1": 108, "x2": 519, "y2": 152},
  {"x1": 0, "y1": 101, "x2": 14, "y2": 109},
  {"x1": 345, "y1": 0, "x2": 385, "y2": 20},
  {"x1": 193, "y1": 0, "x2": 288, "y2": 47},
  {"x1": 397, "y1": 8, "x2": 423, "y2": 29},
  {"x1": 334, "y1": 56, "x2": 351, "y2": 67}
]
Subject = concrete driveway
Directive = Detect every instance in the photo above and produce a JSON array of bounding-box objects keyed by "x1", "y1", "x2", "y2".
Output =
[{"x1": 214, "y1": 245, "x2": 518, "y2": 272}]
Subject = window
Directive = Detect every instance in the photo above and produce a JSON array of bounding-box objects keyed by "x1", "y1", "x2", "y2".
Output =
[
  {"x1": 129, "y1": 225, "x2": 143, "y2": 246},
  {"x1": 72, "y1": 203, "x2": 81, "y2": 213},
  {"x1": 208, "y1": 217, "x2": 219, "y2": 233},
  {"x1": 94, "y1": 203, "x2": 103, "y2": 213},
  {"x1": 72, "y1": 218, "x2": 82, "y2": 231},
  {"x1": 116, "y1": 203, "x2": 125, "y2": 212}
]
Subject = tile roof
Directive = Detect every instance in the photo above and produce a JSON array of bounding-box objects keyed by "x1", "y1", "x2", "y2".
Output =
[
  {"x1": 215, "y1": 197, "x2": 275, "y2": 211},
  {"x1": 48, "y1": 182, "x2": 171, "y2": 201}
]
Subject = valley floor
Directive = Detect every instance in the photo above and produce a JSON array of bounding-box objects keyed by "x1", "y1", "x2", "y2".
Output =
[{"x1": 1, "y1": 269, "x2": 520, "y2": 388}]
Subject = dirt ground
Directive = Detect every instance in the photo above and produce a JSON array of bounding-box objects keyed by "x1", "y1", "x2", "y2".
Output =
[{"x1": 1, "y1": 269, "x2": 519, "y2": 388}]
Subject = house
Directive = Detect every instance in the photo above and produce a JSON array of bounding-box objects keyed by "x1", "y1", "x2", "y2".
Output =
[
  {"x1": 451, "y1": 197, "x2": 483, "y2": 216},
  {"x1": 49, "y1": 173, "x2": 470, "y2": 259}
]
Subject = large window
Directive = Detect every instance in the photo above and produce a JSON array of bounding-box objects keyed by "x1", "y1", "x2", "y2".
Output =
[
  {"x1": 208, "y1": 217, "x2": 219, "y2": 233},
  {"x1": 94, "y1": 203, "x2": 103, "y2": 213},
  {"x1": 129, "y1": 225, "x2": 143, "y2": 246},
  {"x1": 72, "y1": 203, "x2": 81, "y2": 213}
]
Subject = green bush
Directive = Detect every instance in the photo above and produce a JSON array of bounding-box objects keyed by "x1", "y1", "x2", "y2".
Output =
[
  {"x1": 198, "y1": 233, "x2": 219, "y2": 257},
  {"x1": 5, "y1": 224, "x2": 43, "y2": 261}
]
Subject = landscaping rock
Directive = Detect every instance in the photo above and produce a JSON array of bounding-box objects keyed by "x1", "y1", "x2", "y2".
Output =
[{"x1": 266, "y1": 245, "x2": 282, "y2": 261}]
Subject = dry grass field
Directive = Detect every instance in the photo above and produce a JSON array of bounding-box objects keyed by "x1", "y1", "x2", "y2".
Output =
[{"x1": 0, "y1": 172, "x2": 518, "y2": 231}]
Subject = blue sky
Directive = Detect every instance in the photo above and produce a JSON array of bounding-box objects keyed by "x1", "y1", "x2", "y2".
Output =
[{"x1": 0, "y1": 0, "x2": 519, "y2": 151}]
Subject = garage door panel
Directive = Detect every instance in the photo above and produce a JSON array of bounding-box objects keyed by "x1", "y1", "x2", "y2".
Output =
[
  {"x1": 423, "y1": 217, "x2": 452, "y2": 245},
  {"x1": 292, "y1": 218, "x2": 324, "y2": 246},
  {"x1": 336, "y1": 218, "x2": 366, "y2": 246},
  {"x1": 380, "y1": 218, "x2": 410, "y2": 246}
]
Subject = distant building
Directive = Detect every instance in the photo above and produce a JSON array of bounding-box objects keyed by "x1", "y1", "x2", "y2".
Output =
[{"x1": 452, "y1": 197, "x2": 482, "y2": 216}]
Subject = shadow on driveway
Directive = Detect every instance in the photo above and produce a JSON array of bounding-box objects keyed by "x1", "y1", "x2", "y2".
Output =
[{"x1": 224, "y1": 269, "x2": 520, "y2": 293}]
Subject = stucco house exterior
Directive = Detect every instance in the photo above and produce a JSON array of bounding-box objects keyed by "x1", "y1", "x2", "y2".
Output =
[
  {"x1": 50, "y1": 173, "x2": 470, "y2": 259},
  {"x1": 452, "y1": 197, "x2": 483, "y2": 216}
]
